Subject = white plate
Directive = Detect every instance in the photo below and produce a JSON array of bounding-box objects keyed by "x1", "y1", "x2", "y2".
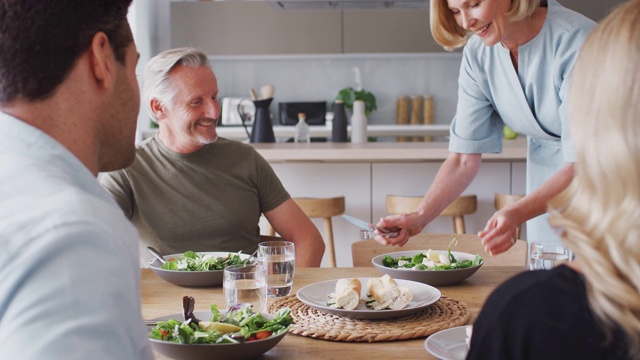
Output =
[
  {"x1": 424, "y1": 325, "x2": 472, "y2": 360},
  {"x1": 296, "y1": 277, "x2": 441, "y2": 320}
]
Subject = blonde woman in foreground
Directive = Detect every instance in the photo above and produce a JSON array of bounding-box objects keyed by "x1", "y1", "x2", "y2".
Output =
[{"x1": 467, "y1": 1, "x2": 640, "y2": 359}]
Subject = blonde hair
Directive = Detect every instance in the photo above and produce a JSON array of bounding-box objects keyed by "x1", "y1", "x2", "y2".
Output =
[
  {"x1": 431, "y1": 0, "x2": 541, "y2": 50},
  {"x1": 548, "y1": 0, "x2": 640, "y2": 357}
]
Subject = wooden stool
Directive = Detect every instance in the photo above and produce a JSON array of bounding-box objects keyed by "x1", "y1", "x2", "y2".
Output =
[
  {"x1": 386, "y1": 194, "x2": 478, "y2": 234},
  {"x1": 494, "y1": 193, "x2": 525, "y2": 239},
  {"x1": 267, "y1": 196, "x2": 345, "y2": 267}
]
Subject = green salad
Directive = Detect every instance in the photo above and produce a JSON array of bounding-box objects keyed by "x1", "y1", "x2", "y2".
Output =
[
  {"x1": 149, "y1": 305, "x2": 294, "y2": 344},
  {"x1": 382, "y1": 238, "x2": 483, "y2": 271},
  {"x1": 160, "y1": 251, "x2": 250, "y2": 271}
]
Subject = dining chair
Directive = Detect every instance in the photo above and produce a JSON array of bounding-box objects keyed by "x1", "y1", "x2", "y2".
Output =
[
  {"x1": 494, "y1": 193, "x2": 525, "y2": 239},
  {"x1": 386, "y1": 194, "x2": 478, "y2": 234},
  {"x1": 266, "y1": 196, "x2": 346, "y2": 267},
  {"x1": 351, "y1": 233, "x2": 527, "y2": 267}
]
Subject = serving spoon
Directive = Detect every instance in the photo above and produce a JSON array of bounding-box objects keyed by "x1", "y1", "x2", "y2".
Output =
[{"x1": 147, "y1": 246, "x2": 166, "y2": 264}]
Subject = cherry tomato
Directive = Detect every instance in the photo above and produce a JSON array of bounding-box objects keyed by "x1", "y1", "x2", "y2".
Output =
[{"x1": 254, "y1": 331, "x2": 272, "y2": 340}]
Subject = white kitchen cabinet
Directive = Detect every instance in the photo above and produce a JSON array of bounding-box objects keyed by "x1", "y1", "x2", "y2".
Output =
[{"x1": 267, "y1": 163, "x2": 371, "y2": 267}]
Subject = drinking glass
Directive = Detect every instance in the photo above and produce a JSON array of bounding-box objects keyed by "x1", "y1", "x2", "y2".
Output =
[
  {"x1": 256, "y1": 241, "x2": 295, "y2": 297},
  {"x1": 529, "y1": 242, "x2": 570, "y2": 270},
  {"x1": 223, "y1": 264, "x2": 267, "y2": 313}
]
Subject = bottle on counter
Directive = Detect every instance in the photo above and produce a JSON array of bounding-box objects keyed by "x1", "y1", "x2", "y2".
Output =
[
  {"x1": 332, "y1": 100, "x2": 348, "y2": 142},
  {"x1": 295, "y1": 112, "x2": 310, "y2": 143},
  {"x1": 350, "y1": 100, "x2": 368, "y2": 144}
]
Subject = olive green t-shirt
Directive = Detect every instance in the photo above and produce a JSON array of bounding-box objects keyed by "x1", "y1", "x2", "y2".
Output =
[{"x1": 100, "y1": 135, "x2": 290, "y2": 264}]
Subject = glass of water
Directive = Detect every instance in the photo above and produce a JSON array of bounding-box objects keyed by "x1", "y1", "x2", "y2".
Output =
[
  {"x1": 223, "y1": 264, "x2": 267, "y2": 313},
  {"x1": 257, "y1": 241, "x2": 295, "y2": 297},
  {"x1": 529, "y1": 242, "x2": 570, "y2": 270}
]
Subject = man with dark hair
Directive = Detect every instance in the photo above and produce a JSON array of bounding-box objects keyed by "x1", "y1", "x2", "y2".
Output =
[{"x1": 0, "y1": 1, "x2": 153, "y2": 358}]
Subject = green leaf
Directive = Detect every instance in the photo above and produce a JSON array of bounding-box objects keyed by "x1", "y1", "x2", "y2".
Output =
[
  {"x1": 336, "y1": 87, "x2": 377, "y2": 116},
  {"x1": 382, "y1": 255, "x2": 398, "y2": 268},
  {"x1": 160, "y1": 260, "x2": 178, "y2": 270},
  {"x1": 411, "y1": 253, "x2": 427, "y2": 265},
  {"x1": 448, "y1": 238, "x2": 458, "y2": 263}
]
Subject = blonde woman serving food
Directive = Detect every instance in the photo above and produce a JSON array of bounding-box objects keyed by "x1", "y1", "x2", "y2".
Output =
[
  {"x1": 376, "y1": 0, "x2": 595, "y2": 255},
  {"x1": 469, "y1": 1, "x2": 640, "y2": 357}
]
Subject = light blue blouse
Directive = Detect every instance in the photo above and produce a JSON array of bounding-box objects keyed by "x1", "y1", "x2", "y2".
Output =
[
  {"x1": 448, "y1": 0, "x2": 596, "y2": 243},
  {"x1": 0, "y1": 112, "x2": 154, "y2": 359}
]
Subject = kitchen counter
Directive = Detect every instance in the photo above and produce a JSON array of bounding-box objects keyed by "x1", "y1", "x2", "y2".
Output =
[
  {"x1": 142, "y1": 124, "x2": 452, "y2": 143},
  {"x1": 252, "y1": 137, "x2": 527, "y2": 163}
]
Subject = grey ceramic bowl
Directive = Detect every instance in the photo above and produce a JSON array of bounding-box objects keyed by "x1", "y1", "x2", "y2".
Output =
[
  {"x1": 372, "y1": 250, "x2": 483, "y2": 286},
  {"x1": 148, "y1": 311, "x2": 287, "y2": 360},
  {"x1": 147, "y1": 252, "x2": 253, "y2": 287}
]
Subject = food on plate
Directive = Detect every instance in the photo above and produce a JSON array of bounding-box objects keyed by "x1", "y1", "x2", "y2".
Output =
[
  {"x1": 382, "y1": 238, "x2": 483, "y2": 271},
  {"x1": 159, "y1": 251, "x2": 250, "y2": 271},
  {"x1": 326, "y1": 278, "x2": 362, "y2": 310},
  {"x1": 198, "y1": 321, "x2": 241, "y2": 334},
  {"x1": 148, "y1": 304, "x2": 293, "y2": 344},
  {"x1": 466, "y1": 326, "x2": 473, "y2": 348},
  {"x1": 365, "y1": 274, "x2": 413, "y2": 310}
]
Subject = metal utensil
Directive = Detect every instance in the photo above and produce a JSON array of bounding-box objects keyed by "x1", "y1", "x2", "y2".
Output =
[
  {"x1": 341, "y1": 214, "x2": 399, "y2": 237},
  {"x1": 147, "y1": 246, "x2": 166, "y2": 264}
]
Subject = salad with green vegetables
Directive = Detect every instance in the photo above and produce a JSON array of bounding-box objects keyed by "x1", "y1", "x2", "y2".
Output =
[
  {"x1": 160, "y1": 251, "x2": 250, "y2": 271},
  {"x1": 149, "y1": 305, "x2": 294, "y2": 344},
  {"x1": 382, "y1": 238, "x2": 483, "y2": 271}
]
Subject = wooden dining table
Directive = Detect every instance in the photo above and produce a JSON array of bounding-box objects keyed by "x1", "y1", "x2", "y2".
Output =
[{"x1": 141, "y1": 266, "x2": 525, "y2": 359}]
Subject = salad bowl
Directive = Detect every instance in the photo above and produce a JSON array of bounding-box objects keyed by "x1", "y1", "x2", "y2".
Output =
[
  {"x1": 372, "y1": 250, "x2": 483, "y2": 286},
  {"x1": 148, "y1": 251, "x2": 253, "y2": 287},
  {"x1": 148, "y1": 310, "x2": 289, "y2": 360}
]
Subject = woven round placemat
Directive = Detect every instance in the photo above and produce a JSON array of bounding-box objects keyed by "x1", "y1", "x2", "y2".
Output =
[{"x1": 268, "y1": 295, "x2": 469, "y2": 342}]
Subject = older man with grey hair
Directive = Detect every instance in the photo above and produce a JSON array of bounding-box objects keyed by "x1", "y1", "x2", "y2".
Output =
[{"x1": 101, "y1": 47, "x2": 325, "y2": 267}]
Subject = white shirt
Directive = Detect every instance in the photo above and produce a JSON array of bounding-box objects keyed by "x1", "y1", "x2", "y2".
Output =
[{"x1": 0, "y1": 111, "x2": 154, "y2": 359}]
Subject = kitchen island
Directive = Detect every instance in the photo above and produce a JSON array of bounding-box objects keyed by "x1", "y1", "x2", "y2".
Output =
[
  {"x1": 250, "y1": 139, "x2": 528, "y2": 267},
  {"x1": 252, "y1": 138, "x2": 526, "y2": 163}
]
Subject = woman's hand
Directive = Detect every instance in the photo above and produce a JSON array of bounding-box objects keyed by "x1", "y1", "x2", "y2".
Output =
[
  {"x1": 374, "y1": 213, "x2": 425, "y2": 246},
  {"x1": 478, "y1": 207, "x2": 522, "y2": 255}
]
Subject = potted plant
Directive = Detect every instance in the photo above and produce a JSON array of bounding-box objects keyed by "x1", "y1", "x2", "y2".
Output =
[{"x1": 335, "y1": 87, "x2": 377, "y2": 117}]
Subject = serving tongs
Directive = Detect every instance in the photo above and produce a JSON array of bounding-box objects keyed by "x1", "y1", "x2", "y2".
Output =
[{"x1": 342, "y1": 214, "x2": 399, "y2": 237}]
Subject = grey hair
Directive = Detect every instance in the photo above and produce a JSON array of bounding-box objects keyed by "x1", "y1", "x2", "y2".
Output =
[{"x1": 141, "y1": 47, "x2": 211, "y2": 122}]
